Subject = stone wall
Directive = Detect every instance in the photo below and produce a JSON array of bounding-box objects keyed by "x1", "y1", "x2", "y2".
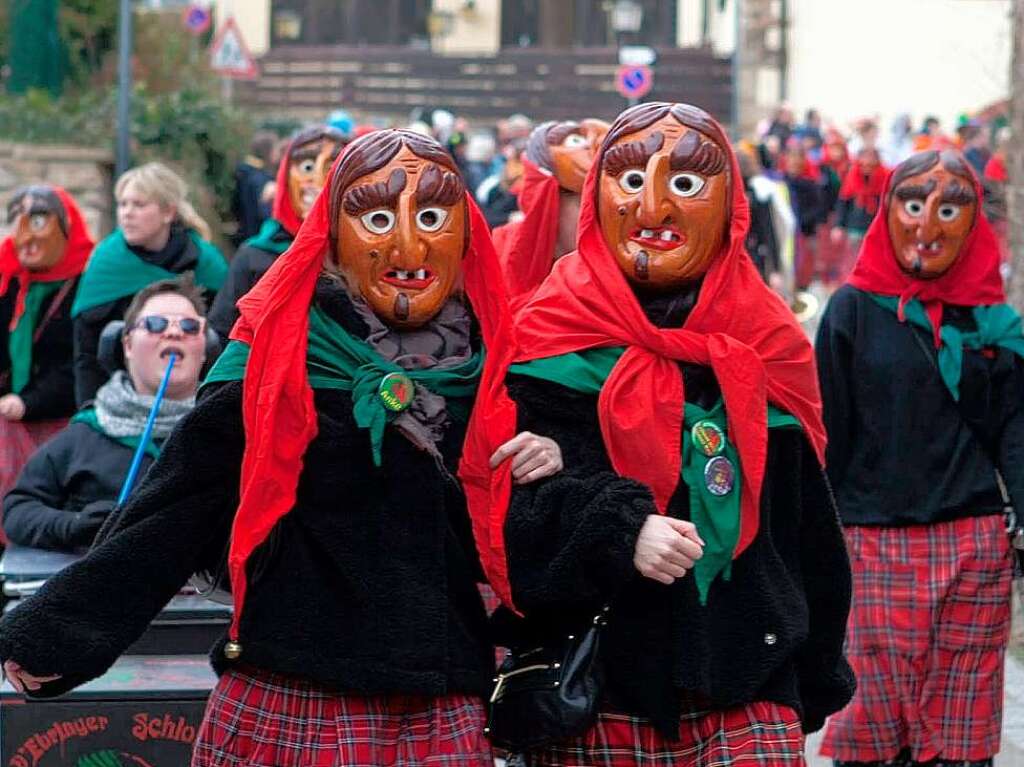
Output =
[{"x1": 0, "y1": 142, "x2": 115, "y2": 241}]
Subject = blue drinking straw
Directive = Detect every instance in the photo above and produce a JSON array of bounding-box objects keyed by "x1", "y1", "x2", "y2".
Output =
[{"x1": 116, "y1": 353, "x2": 177, "y2": 505}]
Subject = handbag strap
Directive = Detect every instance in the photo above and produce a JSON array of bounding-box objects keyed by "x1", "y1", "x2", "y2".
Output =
[{"x1": 32, "y1": 278, "x2": 76, "y2": 344}]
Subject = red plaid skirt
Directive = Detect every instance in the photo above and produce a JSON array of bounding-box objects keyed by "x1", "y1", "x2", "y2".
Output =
[
  {"x1": 192, "y1": 666, "x2": 492, "y2": 766},
  {"x1": 821, "y1": 515, "x2": 1012, "y2": 763},
  {"x1": 524, "y1": 701, "x2": 804, "y2": 766},
  {"x1": 0, "y1": 417, "x2": 66, "y2": 503}
]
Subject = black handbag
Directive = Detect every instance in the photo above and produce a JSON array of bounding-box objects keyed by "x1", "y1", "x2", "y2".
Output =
[{"x1": 485, "y1": 605, "x2": 609, "y2": 751}]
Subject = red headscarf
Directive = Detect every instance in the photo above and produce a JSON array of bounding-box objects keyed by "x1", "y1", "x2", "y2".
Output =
[
  {"x1": 226, "y1": 132, "x2": 516, "y2": 644},
  {"x1": 472, "y1": 105, "x2": 827, "y2": 611},
  {"x1": 492, "y1": 158, "x2": 561, "y2": 313},
  {"x1": 847, "y1": 151, "x2": 1004, "y2": 347},
  {"x1": 820, "y1": 131, "x2": 850, "y2": 180},
  {"x1": 0, "y1": 186, "x2": 94, "y2": 329},
  {"x1": 984, "y1": 153, "x2": 1008, "y2": 183},
  {"x1": 270, "y1": 143, "x2": 303, "y2": 236},
  {"x1": 838, "y1": 157, "x2": 889, "y2": 216}
]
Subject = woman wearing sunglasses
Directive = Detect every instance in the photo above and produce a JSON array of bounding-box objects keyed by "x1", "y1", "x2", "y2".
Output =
[{"x1": 3, "y1": 276, "x2": 208, "y2": 553}]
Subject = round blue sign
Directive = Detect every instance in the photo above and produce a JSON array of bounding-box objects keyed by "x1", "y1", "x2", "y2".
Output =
[
  {"x1": 616, "y1": 65, "x2": 654, "y2": 99},
  {"x1": 182, "y1": 4, "x2": 212, "y2": 35}
]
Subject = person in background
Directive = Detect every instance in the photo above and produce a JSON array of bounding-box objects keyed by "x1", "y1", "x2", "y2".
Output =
[
  {"x1": 478, "y1": 138, "x2": 527, "y2": 229},
  {"x1": 461, "y1": 132, "x2": 497, "y2": 199},
  {"x1": 962, "y1": 124, "x2": 992, "y2": 176},
  {"x1": 797, "y1": 108, "x2": 824, "y2": 152},
  {"x1": 232, "y1": 132, "x2": 277, "y2": 244},
  {"x1": 779, "y1": 140, "x2": 825, "y2": 289},
  {"x1": 882, "y1": 113, "x2": 915, "y2": 167},
  {"x1": 831, "y1": 147, "x2": 888, "y2": 270},
  {"x1": 209, "y1": 125, "x2": 346, "y2": 340},
  {"x1": 71, "y1": 162, "x2": 226, "y2": 406},
  {"x1": 913, "y1": 116, "x2": 947, "y2": 152},
  {"x1": 4, "y1": 276, "x2": 207, "y2": 552},
  {"x1": 0, "y1": 186, "x2": 95, "y2": 499}
]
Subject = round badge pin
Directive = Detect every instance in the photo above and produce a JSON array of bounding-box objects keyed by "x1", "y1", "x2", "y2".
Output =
[
  {"x1": 378, "y1": 372, "x2": 414, "y2": 412},
  {"x1": 691, "y1": 420, "x2": 725, "y2": 457},
  {"x1": 704, "y1": 455, "x2": 735, "y2": 496}
]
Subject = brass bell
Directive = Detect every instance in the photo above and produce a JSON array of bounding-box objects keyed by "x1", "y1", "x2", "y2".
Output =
[{"x1": 223, "y1": 641, "x2": 242, "y2": 660}]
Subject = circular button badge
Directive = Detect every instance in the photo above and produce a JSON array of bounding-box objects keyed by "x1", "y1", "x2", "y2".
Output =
[
  {"x1": 703, "y1": 455, "x2": 736, "y2": 497},
  {"x1": 378, "y1": 372, "x2": 414, "y2": 412},
  {"x1": 691, "y1": 420, "x2": 726, "y2": 457}
]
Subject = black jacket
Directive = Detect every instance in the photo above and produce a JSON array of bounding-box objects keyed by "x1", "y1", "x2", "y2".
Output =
[
  {"x1": 0, "y1": 280, "x2": 494, "y2": 700},
  {"x1": 784, "y1": 175, "x2": 824, "y2": 236},
  {"x1": 73, "y1": 226, "x2": 217, "y2": 406},
  {"x1": 3, "y1": 421, "x2": 156, "y2": 551},
  {"x1": 208, "y1": 232, "x2": 291, "y2": 340},
  {"x1": 816, "y1": 284, "x2": 1024, "y2": 527},
  {"x1": 0, "y1": 277, "x2": 77, "y2": 420},
  {"x1": 496, "y1": 346, "x2": 854, "y2": 737}
]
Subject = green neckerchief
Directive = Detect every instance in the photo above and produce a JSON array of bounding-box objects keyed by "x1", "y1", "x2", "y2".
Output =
[
  {"x1": 868, "y1": 293, "x2": 1024, "y2": 401},
  {"x1": 9, "y1": 281, "x2": 64, "y2": 393},
  {"x1": 203, "y1": 304, "x2": 484, "y2": 465},
  {"x1": 71, "y1": 408, "x2": 160, "y2": 459},
  {"x1": 511, "y1": 347, "x2": 801, "y2": 604},
  {"x1": 71, "y1": 230, "x2": 227, "y2": 317},
  {"x1": 245, "y1": 218, "x2": 293, "y2": 256}
]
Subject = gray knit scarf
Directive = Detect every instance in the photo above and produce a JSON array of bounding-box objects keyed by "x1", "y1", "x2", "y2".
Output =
[{"x1": 94, "y1": 370, "x2": 195, "y2": 440}]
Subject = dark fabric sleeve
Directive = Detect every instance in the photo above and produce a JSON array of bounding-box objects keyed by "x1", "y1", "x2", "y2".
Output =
[
  {"x1": 73, "y1": 302, "x2": 120, "y2": 407},
  {"x1": 835, "y1": 197, "x2": 853, "y2": 230},
  {"x1": 503, "y1": 376, "x2": 654, "y2": 615},
  {"x1": 815, "y1": 291, "x2": 856, "y2": 490},
  {"x1": 993, "y1": 356, "x2": 1024, "y2": 513},
  {"x1": 793, "y1": 442, "x2": 856, "y2": 733},
  {"x1": 0, "y1": 382, "x2": 245, "y2": 697},
  {"x1": 2, "y1": 430, "x2": 84, "y2": 549},
  {"x1": 20, "y1": 288, "x2": 76, "y2": 420},
  {"x1": 207, "y1": 247, "x2": 255, "y2": 340}
]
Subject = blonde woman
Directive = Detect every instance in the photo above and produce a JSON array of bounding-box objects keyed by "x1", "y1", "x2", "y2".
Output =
[{"x1": 71, "y1": 162, "x2": 226, "y2": 405}]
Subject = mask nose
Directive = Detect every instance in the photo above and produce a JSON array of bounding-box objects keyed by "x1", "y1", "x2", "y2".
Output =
[
  {"x1": 391, "y1": 193, "x2": 427, "y2": 269},
  {"x1": 636, "y1": 153, "x2": 672, "y2": 229}
]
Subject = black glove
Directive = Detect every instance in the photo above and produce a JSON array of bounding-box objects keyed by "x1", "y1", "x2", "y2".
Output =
[{"x1": 68, "y1": 500, "x2": 117, "y2": 547}]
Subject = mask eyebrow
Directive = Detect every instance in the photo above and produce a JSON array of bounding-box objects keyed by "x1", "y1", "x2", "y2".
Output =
[
  {"x1": 669, "y1": 131, "x2": 726, "y2": 175},
  {"x1": 940, "y1": 180, "x2": 976, "y2": 205},
  {"x1": 416, "y1": 164, "x2": 464, "y2": 206},
  {"x1": 342, "y1": 168, "x2": 407, "y2": 215},
  {"x1": 602, "y1": 131, "x2": 665, "y2": 177},
  {"x1": 893, "y1": 180, "x2": 937, "y2": 200}
]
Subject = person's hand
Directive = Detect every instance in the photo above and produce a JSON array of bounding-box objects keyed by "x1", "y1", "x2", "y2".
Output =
[
  {"x1": 69, "y1": 501, "x2": 117, "y2": 547},
  {"x1": 830, "y1": 226, "x2": 845, "y2": 245},
  {"x1": 633, "y1": 516, "x2": 704, "y2": 585},
  {"x1": 489, "y1": 431, "x2": 564, "y2": 484},
  {"x1": 0, "y1": 394, "x2": 26, "y2": 421},
  {"x1": 768, "y1": 271, "x2": 785, "y2": 295},
  {"x1": 2, "y1": 660, "x2": 60, "y2": 693}
]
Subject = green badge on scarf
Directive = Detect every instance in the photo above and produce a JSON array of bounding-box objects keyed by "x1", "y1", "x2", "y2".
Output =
[{"x1": 378, "y1": 372, "x2": 414, "y2": 412}]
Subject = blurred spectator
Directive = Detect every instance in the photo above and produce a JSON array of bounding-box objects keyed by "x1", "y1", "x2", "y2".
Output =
[
  {"x1": 797, "y1": 108, "x2": 824, "y2": 151},
  {"x1": 913, "y1": 115, "x2": 946, "y2": 151},
  {"x1": 831, "y1": 147, "x2": 888, "y2": 274},
  {"x1": 882, "y1": 113, "x2": 914, "y2": 166},
  {"x1": 737, "y1": 141, "x2": 794, "y2": 296},
  {"x1": 462, "y1": 133, "x2": 497, "y2": 198},
  {"x1": 71, "y1": 162, "x2": 226, "y2": 406},
  {"x1": 778, "y1": 142, "x2": 825, "y2": 289},
  {"x1": 478, "y1": 140, "x2": 526, "y2": 229},
  {"x1": 767, "y1": 104, "x2": 796, "y2": 146},
  {"x1": 232, "y1": 131, "x2": 277, "y2": 244},
  {"x1": 4, "y1": 276, "x2": 208, "y2": 551},
  {"x1": 847, "y1": 117, "x2": 879, "y2": 156},
  {"x1": 962, "y1": 124, "x2": 992, "y2": 175}
]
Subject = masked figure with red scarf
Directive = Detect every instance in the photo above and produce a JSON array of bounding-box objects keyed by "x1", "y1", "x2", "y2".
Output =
[
  {"x1": 208, "y1": 125, "x2": 346, "y2": 340},
  {"x1": 0, "y1": 186, "x2": 94, "y2": 496},
  {"x1": 493, "y1": 118, "x2": 609, "y2": 313},
  {"x1": 817, "y1": 150, "x2": 1024, "y2": 767},
  {"x1": 831, "y1": 147, "x2": 888, "y2": 250},
  {"x1": 475, "y1": 102, "x2": 854, "y2": 766},
  {"x1": 0, "y1": 130, "x2": 564, "y2": 765}
]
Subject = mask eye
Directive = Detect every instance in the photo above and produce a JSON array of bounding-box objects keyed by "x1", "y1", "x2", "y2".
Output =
[
  {"x1": 937, "y1": 204, "x2": 960, "y2": 222},
  {"x1": 298, "y1": 159, "x2": 316, "y2": 174},
  {"x1": 669, "y1": 173, "x2": 705, "y2": 198},
  {"x1": 416, "y1": 207, "x2": 448, "y2": 232},
  {"x1": 618, "y1": 170, "x2": 645, "y2": 194},
  {"x1": 562, "y1": 134, "x2": 588, "y2": 149},
  {"x1": 903, "y1": 199, "x2": 925, "y2": 216},
  {"x1": 360, "y1": 209, "x2": 396, "y2": 235},
  {"x1": 28, "y1": 213, "x2": 48, "y2": 231}
]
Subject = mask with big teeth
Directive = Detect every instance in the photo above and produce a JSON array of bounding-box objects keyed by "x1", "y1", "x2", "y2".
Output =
[
  {"x1": 887, "y1": 152, "x2": 978, "y2": 280},
  {"x1": 288, "y1": 130, "x2": 345, "y2": 220},
  {"x1": 334, "y1": 142, "x2": 467, "y2": 329},
  {"x1": 6, "y1": 187, "x2": 68, "y2": 272},
  {"x1": 597, "y1": 112, "x2": 730, "y2": 290}
]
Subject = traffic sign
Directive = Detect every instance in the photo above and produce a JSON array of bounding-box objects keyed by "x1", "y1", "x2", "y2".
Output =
[
  {"x1": 182, "y1": 4, "x2": 212, "y2": 36},
  {"x1": 615, "y1": 65, "x2": 654, "y2": 100},
  {"x1": 210, "y1": 16, "x2": 258, "y2": 80},
  {"x1": 618, "y1": 45, "x2": 657, "y2": 67}
]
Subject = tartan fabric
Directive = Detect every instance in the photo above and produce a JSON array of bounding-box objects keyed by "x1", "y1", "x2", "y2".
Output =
[
  {"x1": 821, "y1": 515, "x2": 1012, "y2": 763},
  {"x1": 192, "y1": 666, "x2": 493, "y2": 767},
  {"x1": 0, "y1": 417, "x2": 66, "y2": 499},
  {"x1": 522, "y1": 701, "x2": 805, "y2": 767}
]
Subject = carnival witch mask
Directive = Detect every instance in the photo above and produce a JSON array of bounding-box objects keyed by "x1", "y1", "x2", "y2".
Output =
[
  {"x1": 6, "y1": 186, "x2": 69, "y2": 272},
  {"x1": 527, "y1": 119, "x2": 608, "y2": 194},
  {"x1": 331, "y1": 130, "x2": 467, "y2": 329},
  {"x1": 288, "y1": 127, "x2": 347, "y2": 219},
  {"x1": 597, "y1": 107, "x2": 730, "y2": 289},
  {"x1": 887, "y1": 150, "x2": 978, "y2": 280}
]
